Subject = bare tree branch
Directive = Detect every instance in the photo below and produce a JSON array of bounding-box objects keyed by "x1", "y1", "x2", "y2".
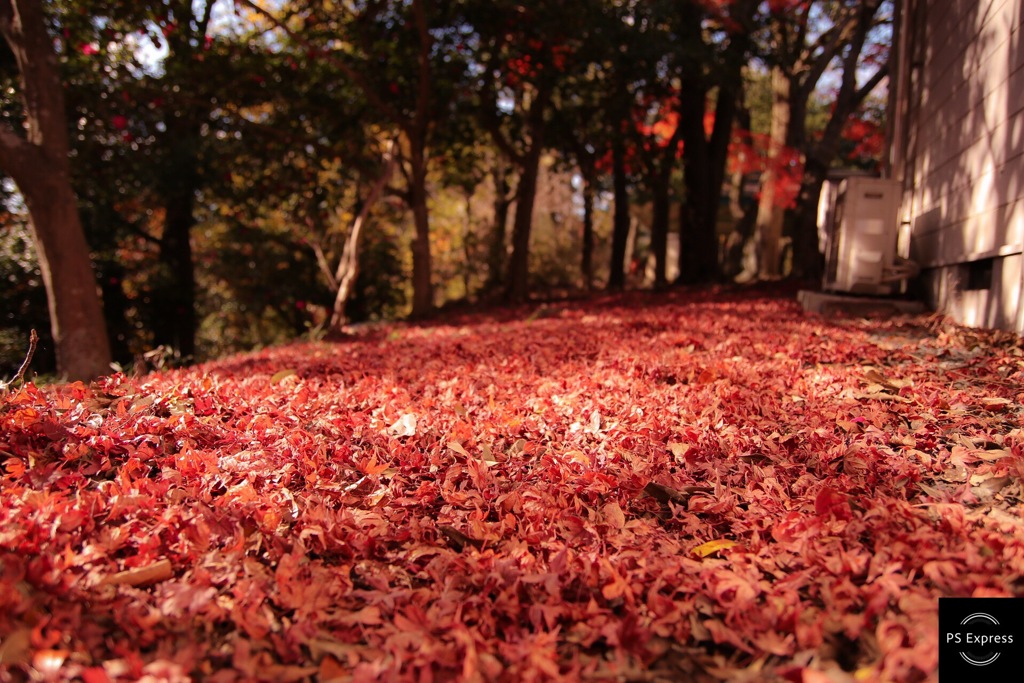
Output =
[{"x1": 236, "y1": 0, "x2": 402, "y2": 123}]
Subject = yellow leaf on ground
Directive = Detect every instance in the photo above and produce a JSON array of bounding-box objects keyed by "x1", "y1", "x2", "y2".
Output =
[
  {"x1": 692, "y1": 539, "x2": 738, "y2": 558},
  {"x1": 270, "y1": 369, "x2": 297, "y2": 383}
]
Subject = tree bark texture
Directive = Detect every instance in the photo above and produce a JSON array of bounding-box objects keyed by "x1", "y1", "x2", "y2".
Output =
[
  {"x1": 504, "y1": 85, "x2": 551, "y2": 304},
  {"x1": 678, "y1": 88, "x2": 718, "y2": 284},
  {"x1": 407, "y1": 0, "x2": 436, "y2": 318},
  {"x1": 505, "y1": 138, "x2": 544, "y2": 303},
  {"x1": 486, "y1": 156, "x2": 512, "y2": 293},
  {"x1": 607, "y1": 131, "x2": 630, "y2": 291},
  {"x1": 0, "y1": 0, "x2": 111, "y2": 380},
  {"x1": 789, "y1": 0, "x2": 888, "y2": 280},
  {"x1": 650, "y1": 168, "x2": 671, "y2": 289},
  {"x1": 407, "y1": 138, "x2": 435, "y2": 317},
  {"x1": 329, "y1": 141, "x2": 397, "y2": 329},
  {"x1": 755, "y1": 66, "x2": 792, "y2": 279},
  {"x1": 580, "y1": 169, "x2": 595, "y2": 290},
  {"x1": 155, "y1": 116, "x2": 200, "y2": 359}
]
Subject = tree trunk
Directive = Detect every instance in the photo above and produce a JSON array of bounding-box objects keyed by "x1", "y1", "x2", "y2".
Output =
[
  {"x1": 707, "y1": 82, "x2": 741, "y2": 236},
  {"x1": 790, "y1": 155, "x2": 828, "y2": 280},
  {"x1": 155, "y1": 127, "x2": 199, "y2": 359},
  {"x1": 407, "y1": 0, "x2": 435, "y2": 318},
  {"x1": 678, "y1": 88, "x2": 717, "y2": 284},
  {"x1": 505, "y1": 139, "x2": 544, "y2": 303},
  {"x1": 408, "y1": 139, "x2": 434, "y2": 317},
  {"x1": 0, "y1": 0, "x2": 111, "y2": 381},
  {"x1": 607, "y1": 131, "x2": 630, "y2": 291},
  {"x1": 505, "y1": 85, "x2": 550, "y2": 305},
  {"x1": 149, "y1": 3, "x2": 216, "y2": 361},
  {"x1": 22, "y1": 175, "x2": 112, "y2": 380},
  {"x1": 580, "y1": 169, "x2": 595, "y2": 290},
  {"x1": 461, "y1": 192, "x2": 473, "y2": 298},
  {"x1": 650, "y1": 167, "x2": 670, "y2": 289},
  {"x1": 788, "y1": 1, "x2": 888, "y2": 282},
  {"x1": 755, "y1": 66, "x2": 792, "y2": 280},
  {"x1": 329, "y1": 141, "x2": 396, "y2": 328},
  {"x1": 486, "y1": 156, "x2": 512, "y2": 292},
  {"x1": 673, "y1": 1, "x2": 751, "y2": 285}
]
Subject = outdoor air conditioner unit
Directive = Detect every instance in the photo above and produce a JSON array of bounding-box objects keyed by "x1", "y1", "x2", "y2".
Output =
[{"x1": 820, "y1": 176, "x2": 917, "y2": 295}]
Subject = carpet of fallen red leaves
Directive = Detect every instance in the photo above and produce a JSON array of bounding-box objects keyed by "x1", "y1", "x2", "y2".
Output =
[{"x1": 2, "y1": 288, "x2": 1024, "y2": 683}]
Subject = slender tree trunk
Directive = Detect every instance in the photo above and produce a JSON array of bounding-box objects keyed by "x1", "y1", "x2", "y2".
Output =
[
  {"x1": 407, "y1": 0, "x2": 435, "y2": 317},
  {"x1": 607, "y1": 131, "x2": 630, "y2": 291},
  {"x1": 505, "y1": 86, "x2": 550, "y2": 304},
  {"x1": 408, "y1": 138, "x2": 434, "y2": 317},
  {"x1": 650, "y1": 167, "x2": 671, "y2": 289},
  {"x1": 581, "y1": 169, "x2": 595, "y2": 290},
  {"x1": 97, "y1": 259, "x2": 131, "y2": 361},
  {"x1": 462, "y1": 192, "x2": 473, "y2": 298},
  {"x1": 707, "y1": 84, "x2": 740, "y2": 233},
  {"x1": 329, "y1": 141, "x2": 396, "y2": 328},
  {"x1": 486, "y1": 156, "x2": 512, "y2": 292},
  {"x1": 150, "y1": 4, "x2": 216, "y2": 361},
  {"x1": 505, "y1": 140, "x2": 544, "y2": 303},
  {"x1": 0, "y1": 0, "x2": 111, "y2": 380},
  {"x1": 788, "y1": 1, "x2": 888, "y2": 281}
]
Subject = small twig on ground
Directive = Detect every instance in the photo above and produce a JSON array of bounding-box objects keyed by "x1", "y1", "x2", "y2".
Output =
[
  {"x1": 2, "y1": 330, "x2": 38, "y2": 393},
  {"x1": 103, "y1": 559, "x2": 174, "y2": 587}
]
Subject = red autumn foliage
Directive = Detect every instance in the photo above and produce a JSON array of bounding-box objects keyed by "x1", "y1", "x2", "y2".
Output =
[
  {"x1": 843, "y1": 116, "x2": 885, "y2": 165},
  {"x1": 729, "y1": 130, "x2": 804, "y2": 209},
  {"x1": 2, "y1": 288, "x2": 1023, "y2": 682}
]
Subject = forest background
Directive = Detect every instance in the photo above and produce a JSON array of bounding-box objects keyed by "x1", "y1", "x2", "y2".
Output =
[{"x1": 0, "y1": 0, "x2": 890, "y2": 381}]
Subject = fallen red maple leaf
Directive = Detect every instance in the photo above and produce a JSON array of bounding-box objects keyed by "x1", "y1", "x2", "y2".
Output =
[{"x1": 2, "y1": 288, "x2": 1022, "y2": 681}]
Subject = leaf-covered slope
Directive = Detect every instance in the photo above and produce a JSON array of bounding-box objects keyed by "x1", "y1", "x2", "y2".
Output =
[{"x1": 2, "y1": 289, "x2": 1023, "y2": 682}]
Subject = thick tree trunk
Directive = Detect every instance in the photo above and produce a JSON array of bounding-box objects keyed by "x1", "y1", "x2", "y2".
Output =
[
  {"x1": 151, "y1": 101, "x2": 200, "y2": 359},
  {"x1": 678, "y1": 90, "x2": 717, "y2": 284},
  {"x1": 673, "y1": 2, "x2": 750, "y2": 286},
  {"x1": 21, "y1": 174, "x2": 112, "y2": 380},
  {"x1": 156, "y1": 140, "x2": 199, "y2": 359},
  {"x1": 607, "y1": 132, "x2": 630, "y2": 291},
  {"x1": 0, "y1": 0, "x2": 111, "y2": 380},
  {"x1": 755, "y1": 67, "x2": 792, "y2": 280}
]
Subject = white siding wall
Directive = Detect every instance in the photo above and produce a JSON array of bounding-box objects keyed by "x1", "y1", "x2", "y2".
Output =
[{"x1": 895, "y1": 0, "x2": 1024, "y2": 331}]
